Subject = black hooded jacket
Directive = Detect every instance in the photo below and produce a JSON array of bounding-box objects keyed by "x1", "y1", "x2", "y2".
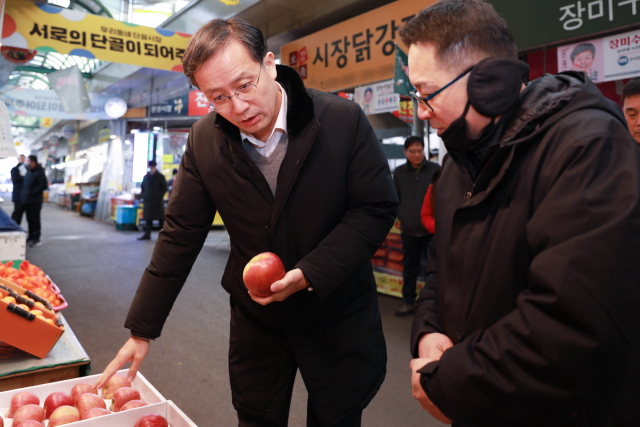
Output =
[
  {"x1": 21, "y1": 164, "x2": 48, "y2": 204},
  {"x1": 411, "y1": 72, "x2": 640, "y2": 426}
]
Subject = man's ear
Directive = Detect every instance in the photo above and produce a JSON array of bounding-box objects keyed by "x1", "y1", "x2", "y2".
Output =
[{"x1": 264, "y1": 52, "x2": 277, "y2": 80}]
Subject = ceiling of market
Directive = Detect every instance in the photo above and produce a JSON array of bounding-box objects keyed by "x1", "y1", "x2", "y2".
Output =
[{"x1": 5, "y1": 0, "x2": 395, "y2": 149}]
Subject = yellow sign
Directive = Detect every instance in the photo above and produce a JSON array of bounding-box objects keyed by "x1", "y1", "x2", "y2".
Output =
[
  {"x1": 3, "y1": 0, "x2": 191, "y2": 72},
  {"x1": 281, "y1": 0, "x2": 434, "y2": 92},
  {"x1": 98, "y1": 127, "x2": 110, "y2": 143},
  {"x1": 41, "y1": 117, "x2": 53, "y2": 127},
  {"x1": 162, "y1": 154, "x2": 174, "y2": 163},
  {"x1": 218, "y1": 0, "x2": 239, "y2": 5}
]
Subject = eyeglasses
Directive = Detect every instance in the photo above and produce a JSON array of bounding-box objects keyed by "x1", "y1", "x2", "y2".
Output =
[
  {"x1": 410, "y1": 65, "x2": 474, "y2": 113},
  {"x1": 209, "y1": 66, "x2": 262, "y2": 111}
]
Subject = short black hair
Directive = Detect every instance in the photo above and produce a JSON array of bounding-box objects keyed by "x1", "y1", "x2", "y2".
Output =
[
  {"x1": 404, "y1": 136, "x2": 424, "y2": 150},
  {"x1": 172, "y1": 168, "x2": 178, "y2": 175},
  {"x1": 148, "y1": 160, "x2": 157, "y2": 167},
  {"x1": 622, "y1": 77, "x2": 640, "y2": 104},
  {"x1": 182, "y1": 18, "x2": 266, "y2": 88},
  {"x1": 570, "y1": 43, "x2": 596, "y2": 62},
  {"x1": 399, "y1": 0, "x2": 517, "y2": 72},
  {"x1": 28, "y1": 155, "x2": 38, "y2": 164}
]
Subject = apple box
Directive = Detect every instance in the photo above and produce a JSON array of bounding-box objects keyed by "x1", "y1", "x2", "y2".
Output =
[
  {"x1": 0, "y1": 370, "x2": 168, "y2": 426},
  {"x1": 0, "y1": 284, "x2": 63, "y2": 359}
]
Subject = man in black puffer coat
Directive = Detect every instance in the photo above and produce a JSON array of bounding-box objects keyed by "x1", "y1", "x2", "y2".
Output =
[
  {"x1": 21, "y1": 155, "x2": 48, "y2": 247},
  {"x1": 402, "y1": 1, "x2": 640, "y2": 426}
]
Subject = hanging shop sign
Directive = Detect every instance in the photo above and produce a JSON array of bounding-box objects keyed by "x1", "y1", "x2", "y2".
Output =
[
  {"x1": 488, "y1": 0, "x2": 640, "y2": 51},
  {"x1": 1, "y1": 88, "x2": 116, "y2": 119},
  {"x1": 394, "y1": 45, "x2": 414, "y2": 96},
  {"x1": 0, "y1": 46, "x2": 37, "y2": 64},
  {"x1": 150, "y1": 93, "x2": 188, "y2": 117},
  {"x1": 1, "y1": 0, "x2": 191, "y2": 72},
  {"x1": 557, "y1": 28, "x2": 640, "y2": 82},
  {"x1": 150, "y1": 90, "x2": 211, "y2": 117},
  {"x1": 281, "y1": 0, "x2": 435, "y2": 92},
  {"x1": 354, "y1": 79, "x2": 399, "y2": 115},
  {"x1": 398, "y1": 99, "x2": 414, "y2": 123}
]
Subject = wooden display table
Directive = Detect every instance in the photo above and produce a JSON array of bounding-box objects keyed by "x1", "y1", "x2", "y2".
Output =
[{"x1": 0, "y1": 315, "x2": 90, "y2": 392}]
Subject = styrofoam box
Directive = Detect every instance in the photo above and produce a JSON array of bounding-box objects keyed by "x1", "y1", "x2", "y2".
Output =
[
  {"x1": 0, "y1": 369, "x2": 165, "y2": 426},
  {"x1": 0, "y1": 231, "x2": 27, "y2": 262}
]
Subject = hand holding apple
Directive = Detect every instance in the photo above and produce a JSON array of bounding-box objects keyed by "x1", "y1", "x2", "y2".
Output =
[
  {"x1": 248, "y1": 268, "x2": 310, "y2": 306},
  {"x1": 243, "y1": 252, "x2": 286, "y2": 297}
]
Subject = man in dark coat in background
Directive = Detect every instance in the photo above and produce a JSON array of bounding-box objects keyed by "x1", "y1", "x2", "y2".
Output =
[
  {"x1": 137, "y1": 160, "x2": 167, "y2": 240},
  {"x1": 402, "y1": 1, "x2": 640, "y2": 426},
  {"x1": 96, "y1": 18, "x2": 397, "y2": 427},
  {"x1": 21, "y1": 155, "x2": 48, "y2": 248},
  {"x1": 10, "y1": 154, "x2": 26, "y2": 225},
  {"x1": 393, "y1": 136, "x2": 439, "y2": 316}
]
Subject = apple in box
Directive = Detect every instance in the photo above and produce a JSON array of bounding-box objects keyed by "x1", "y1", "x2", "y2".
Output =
[
  {"x1": 15, "y1": 422, "x2": 45, "y2": 427},
  {"x1": 6, "y1": 392, "x2": 40, "y2": 417},
  {"x1": 81, "y1": 408, "x2": 111, "y2": 420},
  {"x1": 44, "y1": 392, "x2": 74, "y2": 419},
  {"x1": 243, "y1": 252, "x2": 286, "y2": 296},
  {"x1": 101, "y1": 374, "x2": 131, "y2": 399},
  {"x1": 71, "y1": 383, "x2": 98, "y2": 404},
  {"x1": 11, "y1": 404, "x2": 44, "y2": 427},
  {"x1": 48, "y1": 406, "x2": 80, "y2": 427},
  {"x1": 121, "y1": 400, "x2": 148, "y2": 411},
  {"x1": 111, "y1": 387, "x2": 141, "y2": 411},
  {"x1": 76, "y1": 393, "x2": 107, "y2": 418},
  {"x1": 134, "y1": 414, "x2": 169, "y2": 427}
]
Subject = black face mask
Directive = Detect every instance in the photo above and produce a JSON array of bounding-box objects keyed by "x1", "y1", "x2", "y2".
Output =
[{"x1": 440, "y1": 57, "x2": 530, "y2": 152}]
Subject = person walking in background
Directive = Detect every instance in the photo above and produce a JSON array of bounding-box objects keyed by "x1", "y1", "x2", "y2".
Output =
[
  {"x1": 622, "y1": 77, "x2": 640, "y2": 144},
  {"x1": 21, "y1": 155, "x2": 48, "y2": 248},
  {"x1": 10, "y1": 154, "x2": 27, "y2": 225},
  {"x1": 393, "y1": 136, "x2": 440, "y2": 317},
  {"x1": 167, "y1": 168, "x2": 178, "y2": 198},
  {"x1": 138, "y1": 160, "x2": 167, "y2": 241}
]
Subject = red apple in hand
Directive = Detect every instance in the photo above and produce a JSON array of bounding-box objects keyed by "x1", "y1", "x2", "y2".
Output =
[
  {"x1": 243, "y1": 252, "x2": 286, "y2": 297},
  {"x1": 120, "y1": 400, "x2": 148, "y2": 411},
  {"x1": 44, "y1": 392, "x2": 73, "y2": 419},
  {"x1": 81, "y1": 408, "x2": 111, "y2": 420},
  {"x1": 75, "y1": 393, "x2": 106, "y2": 418},
  {"x1": 48, "y1": 406, "x2": 79, "y2": 427},
  {"x1": 111, "y1": 387, "x2": 141, "y2": 412},
  {"x1": 6, "y1": 392, "x2": 40, "y2": 417},
  {"x1": 71, "y1": 383, "x2": 98, "y2": 404},
  {"x1": 11, "y1": 404, "x2": 44, "y2": 427},
  {"x1": 134, "y1": 414, "x2": 169, "y2": 427},
  {"x1": 101, "y1": 374, "x2": 131, "y2": 399}
]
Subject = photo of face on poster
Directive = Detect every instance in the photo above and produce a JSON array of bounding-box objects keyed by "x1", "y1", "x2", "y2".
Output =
[{"x1": 558, "y1": 40, "x2": 605, "y2": 83}]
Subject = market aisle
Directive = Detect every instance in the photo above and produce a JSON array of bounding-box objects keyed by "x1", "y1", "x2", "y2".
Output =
[{"x1": 2, "y1": 199, "x2": 442, "y2": 427}]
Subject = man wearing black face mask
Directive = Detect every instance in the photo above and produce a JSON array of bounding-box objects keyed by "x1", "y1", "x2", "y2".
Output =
[{"x1": 401, "y1": 1, "x2": 640, "y2": 426}]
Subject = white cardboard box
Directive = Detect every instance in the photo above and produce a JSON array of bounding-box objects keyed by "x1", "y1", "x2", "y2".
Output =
[
  {"x1": 0, "y1": 369, "x2": 166, "y2": 426},
  {"x1": 0, "y1": 231, "x2": 26, "y2": 262}
]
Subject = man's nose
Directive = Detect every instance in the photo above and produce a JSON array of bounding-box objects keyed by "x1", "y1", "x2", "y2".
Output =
[
  {"x1": 231, "y1": 96, "x2": 250, "y2": 115},
  {"x1": 417, "y1": 104, "x2": 433, "y2": 121}
]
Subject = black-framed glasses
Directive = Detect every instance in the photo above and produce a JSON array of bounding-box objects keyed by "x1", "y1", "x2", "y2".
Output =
[
  {"x1": 410, "y1": 65, "x2": 474, "y2": 113},
  {"x1": 209, "y1": 66, "x2": 262, "y2": 111}
]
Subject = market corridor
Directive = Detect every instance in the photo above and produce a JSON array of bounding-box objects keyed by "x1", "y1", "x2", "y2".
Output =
[{"x1": 1, "y1": 199, "x2": 442, "y2": 427}]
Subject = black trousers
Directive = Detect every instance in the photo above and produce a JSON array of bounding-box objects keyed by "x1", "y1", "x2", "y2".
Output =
[
  {"x1": 400, "y1": 233, "x2": 433, "y2": 304},
  {"x1": 231, "y1": 300, "x2": 364, "y2": 427},
  {"x1": 142, "y1": 217, "x2": 165, "y2": 236},
  {"x1": 24, "y1": 202, "x2": 43, "y2": 242},
  {"x1": 12, "y1": 201, "x2": 25, "y2": 225}
]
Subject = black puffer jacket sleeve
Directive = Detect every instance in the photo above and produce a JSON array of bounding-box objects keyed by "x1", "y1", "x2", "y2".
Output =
[{"x1": 125, "y1": 128, "x2": 216, "y2": 339}]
